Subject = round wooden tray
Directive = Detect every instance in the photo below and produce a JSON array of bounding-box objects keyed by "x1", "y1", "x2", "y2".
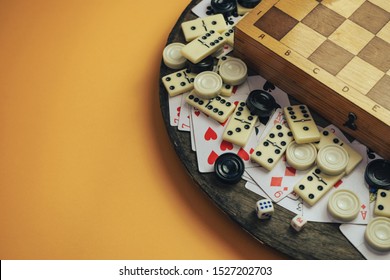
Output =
[{"x1": 159, "y1": 0, "x2": 364, "y2": 260}]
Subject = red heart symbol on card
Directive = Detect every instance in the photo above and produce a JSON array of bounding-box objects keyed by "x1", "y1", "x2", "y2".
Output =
[
  {"x1": 194, "y1": 110, "x2": 200, "y2": 117},
  {"x1": 208, "y1": 150, "x2": 219, "y2": 165},
  {"x1": 204, "y1": 127, "x2": 217, "y2": 141},
  {"x1": 220, "y1": 140, "x2": 233, "y2": 151},
  {"x1": 237, "y1": 148, "x2": 250, "y2": 161}
]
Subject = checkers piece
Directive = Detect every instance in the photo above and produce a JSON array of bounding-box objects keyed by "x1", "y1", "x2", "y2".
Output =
[
  {"x1": 163, "y1": 43, "x2": 187, "y2": 70},
  {"x1": 214, "y1": 153, "x2": 245, "y2": 184},
  {"x1": 364, "y1": 216, "x2": 390, "y2": 252},
  {"x1": 327, "y1": 189, "x2": 360, "y2": 222},
  {"x1": 246, "y1": 90, "x2": 277, "y2": 117},
  {"x1": 193, "y1": 71, "x2": 223, "y2": 99},
  {"x1": 237, "y1": 0, "x2": 261, "y2": 9},
  {"x1": 186, "y1": 56, "x2": 215, "y2": 74},
  {"x1": 316, "y1": 144, "x2": 349, "y2": 176},
  {"x1": 365, "y1": 159, "x2": 390, "y2": 190},
  {"x1": 218, "y1": 57, "x2": 248, "y2": 85},
  {"x1": 211, "y1": 0, "x2": 237, "y2": 17},
  {"x1": 286, "y1": 141, "x2": 317, "y2": 171}
]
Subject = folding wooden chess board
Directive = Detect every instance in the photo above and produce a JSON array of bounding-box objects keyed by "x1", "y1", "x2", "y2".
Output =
[{"x1": 235, "y1": 0, "x2": 390, "y2": 159}]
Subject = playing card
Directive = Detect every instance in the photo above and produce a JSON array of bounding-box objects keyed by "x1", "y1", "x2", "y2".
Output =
[
  {"x1": 168, "y1": 94, "x2": 182, "y2": 126},
  {"x1": 246, "y1": 136, "x2": 370, "y2": 223},
  {"x1": 340, "y1": 222, "x2": 390, "y2": 260},
  {"x1": 246, "y1": 158, "x2": 308, "y2": 202},
  {"x1": 213, "y1": 44, "x2": 234, "y2": 59},
  {"x1": 178, "y1": 92, "x2": 192, "y2": 131},
  {"x1": 191, "y1": 81, "x2": 260, "y2": 173},
  {"x1": 190, "y1": 110, "x2": 196, "y2": 152},
  {"x1": 244, "y1": 109, "x2": 304, "y2": 202}
]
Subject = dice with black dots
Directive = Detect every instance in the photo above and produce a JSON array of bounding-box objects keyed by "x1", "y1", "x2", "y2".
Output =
[{"x1": 250, "y1": 124, "x2": 294, "y2": 171}]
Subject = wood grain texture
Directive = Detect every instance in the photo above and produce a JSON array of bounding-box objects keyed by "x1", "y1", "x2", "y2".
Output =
[{"x1": 159, "y1": 0, "x2": 364, "y2": 259}]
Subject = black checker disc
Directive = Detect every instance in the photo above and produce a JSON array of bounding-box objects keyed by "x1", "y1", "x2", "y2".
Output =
[
  {"x1": 365, "y1": 159, "x2": 390, "y2": 190},
  {"x1": 214, "y1": 153, "x2": 244, "y2": 184},
  {"x1": 211, "y1": 0, "x2": 237, "y2": 17},
  {"x1": 238, "y1": 0, "x2": 262, "y2": 8},
  {"x1": 186, "y1": 56, "x2": 214, "y2": 74},
  {"x1": 246, "y1": 89, "x2": 277, "y2": 117}
]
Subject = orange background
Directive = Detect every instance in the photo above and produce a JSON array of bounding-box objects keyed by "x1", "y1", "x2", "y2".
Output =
[{"x1": 0, "y1": 0, "x2": 287, "y2": 259}]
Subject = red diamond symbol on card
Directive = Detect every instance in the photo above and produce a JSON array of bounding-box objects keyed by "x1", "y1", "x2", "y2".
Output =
[
  {"x1": 283, "y1": 187, "x2": 288, "y2": 191},
  {"x1": 270, "y1": 177, "x2": 283, "y2": 187},
  {"x1": 361, "y1": 204, "x2": 366, "y2": 210},
  {"x1": 285, "y1": 166, "x2": 296, "y2": 176},
  {"x1": 334, "y1": 180, "x2": 343, "y2": 188}
]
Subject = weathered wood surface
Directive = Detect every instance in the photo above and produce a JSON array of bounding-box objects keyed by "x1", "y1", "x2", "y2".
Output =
[{"x1": 159, "y1": 0, "x2": 364, "y2": 259}]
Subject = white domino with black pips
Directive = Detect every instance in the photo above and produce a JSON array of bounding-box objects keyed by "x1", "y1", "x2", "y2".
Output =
[
  {"x1": 181, "y1": 30, "x2": 227, "y2": 64},
  {"x1": 186, "y1": 91, "x2": 236, "y2": 123},
  {"x1": 161, "y1": 69, "x2": 196, "y2": 97},
  {"x1": 250, "y1": 124, "x2": 294, "y2": 171},
  {"x1": 314, "y1": 128, "x2": 363, "y2": 175},
  {"x1": 221, "y1": 27, "x2": 234, "y2": 47},
  {"x1": 375, "y1": 189, "x2": 390, "y2": 218},
  {"x1": 293, "y1": 166, "x2": 344, "y2": 206},
  {"x1": 181, "y1": 14, "x2": 227, "y2": 42},
  {"x1": 222, "y1": 101, "x2": 258, "y2": 147},
  {"x1": 284, "y1": 105, "x2": 321, "y2": 144}
]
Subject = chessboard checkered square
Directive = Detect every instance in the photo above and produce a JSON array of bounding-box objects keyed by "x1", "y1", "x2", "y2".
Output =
[
  {"x1": 377, "y1": 21, "x2": 390, "y2": 44},
  {"x1": 309, "y1": 40, "x2": 354, "y2": 75},
  {"x1": 367, "y1": 74, "x2": 390, "y2": 110},
  {"x1": 281, "y1": 23, "x2": 326, "y2": 58},
  {"x1": 337, "y1": 56, "x2": 384, "y2": 95},
  {"x1": 254, "y1": 7, "x2": 298, "y2": 41},
  {"x1": 301, "y1": 4, "x2": 346, "y2": 37},
  {"x1": 322, "y1": 0, "x2": 365, "y2": 18},
  {"x1": 328, "y1": 19, "x2": 375, "y2": 55},
  {"x1": 368, "y1": 0, "x2": 390, "y2": 13},
  {"x1": 358, "y1": 37, "x2": 390, "y2": 72},
  {"x1": 275, "y1": 0, "x2": 319, "y2": 21},
  {"x1": 349, "y1": 1, "x2": 390, "y2": 34}
]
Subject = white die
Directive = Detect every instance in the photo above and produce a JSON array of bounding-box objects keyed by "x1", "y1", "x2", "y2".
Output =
[
  {"x1": 290, "y1": 215, "x2": 307, "y2": 232},
  {"x1": 256, "y1": 199, "x2": 274, "y2": 219}
]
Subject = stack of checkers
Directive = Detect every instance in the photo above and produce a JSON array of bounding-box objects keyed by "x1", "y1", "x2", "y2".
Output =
[{"x1": 160, "y1": 0, "x2": 390, "y2": 257}]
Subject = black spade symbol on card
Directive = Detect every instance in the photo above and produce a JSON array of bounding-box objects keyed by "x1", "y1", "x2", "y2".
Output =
[{"x1": 263, "y1": 81, "x2": 275, "y2": 92}]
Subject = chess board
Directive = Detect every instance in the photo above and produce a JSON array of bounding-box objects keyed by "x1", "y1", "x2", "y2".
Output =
[{"x1": 235, "y1": 0, "x2": 390, "y2": 159}]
